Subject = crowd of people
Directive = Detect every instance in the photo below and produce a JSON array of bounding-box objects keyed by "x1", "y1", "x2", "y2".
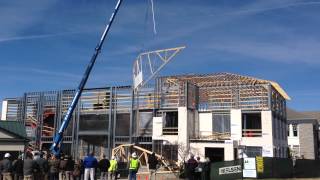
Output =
[
  {"x1": 0, "y1": 151, "x2": 143, "y2": 180},
  {"x1": 185, "y1": 154, "x2": 211, "y2": 180},
  {"x1": 0, "y1": 150, "x2": 211, "y2": 180}
]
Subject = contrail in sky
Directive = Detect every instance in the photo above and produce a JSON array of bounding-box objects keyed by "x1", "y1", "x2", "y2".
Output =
[{"x1": 0, "y1": 31, "x2": 87, "y2": 43}]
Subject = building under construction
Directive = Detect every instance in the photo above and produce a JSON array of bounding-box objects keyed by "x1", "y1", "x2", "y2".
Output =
[{"x1": 1, "y1": 72, "x2": 290, "y2": 161}]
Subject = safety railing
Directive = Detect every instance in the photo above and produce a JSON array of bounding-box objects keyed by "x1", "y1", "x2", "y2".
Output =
[
  {"x1": 162, "y1": 127, "x2": 178, "y2": 135},
  {"x1": 242, "y1": 129, "x2": 262, "y2": 137}
]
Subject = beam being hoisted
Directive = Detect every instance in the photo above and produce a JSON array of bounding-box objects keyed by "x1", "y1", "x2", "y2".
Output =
[
  {"x1": 133, "y1": 46, "x2": 186, "y2": 90},
  {"x1": 130, "y1": 46, "x2": 185, "y2": 143}
]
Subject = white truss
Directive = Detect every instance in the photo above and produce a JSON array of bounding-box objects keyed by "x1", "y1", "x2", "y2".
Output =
[{"x1": 133, "y1": 46, "x2": 186, "y2": 89}]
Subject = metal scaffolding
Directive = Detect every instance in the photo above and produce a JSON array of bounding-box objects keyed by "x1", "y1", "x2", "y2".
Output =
[{"x1": 3, "y1": 72, "x2": 289, "y2": 158}]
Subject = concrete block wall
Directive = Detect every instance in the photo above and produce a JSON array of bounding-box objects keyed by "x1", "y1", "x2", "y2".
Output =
[{"x1": 299, "y1": 123, "x2": 316, "y2": 159}]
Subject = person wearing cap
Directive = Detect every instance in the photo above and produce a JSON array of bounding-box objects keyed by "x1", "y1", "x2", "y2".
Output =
[
  {"x1": 128, "y1": 152, "x2": 140, "y2": 180},
  {"x1": 12, "y1": 154, "x2": 24, "y2": 180},
  {"x1": 0, "y1": 153, "x2": 13, "y2": 180},
  {"x1": 108, "y1": 156, "x2": 117, "y2": 180}
]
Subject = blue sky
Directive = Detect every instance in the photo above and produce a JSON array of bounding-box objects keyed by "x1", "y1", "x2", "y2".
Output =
[{"x1": 0, "y1": 0, "x2": 319, "y2": 111}]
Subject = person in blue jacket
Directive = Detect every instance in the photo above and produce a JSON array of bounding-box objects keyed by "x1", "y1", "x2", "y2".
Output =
[{"x1": 83, "y1": 152, "x2": 98, "y2": 180}]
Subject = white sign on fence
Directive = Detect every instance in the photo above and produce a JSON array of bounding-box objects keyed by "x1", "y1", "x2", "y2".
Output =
[
  {"x1": 243, "y1": 169, "x2": 257, "y2": 178},
  {"x1": 219, "y1": 165, "x2": 242, "y2": 175},
  {"x1": 243, "y1": 157, "x2": 257, "y2": 178},
  {"x1": 244, "y1": 157, "x2": 256, "y2": 169}
]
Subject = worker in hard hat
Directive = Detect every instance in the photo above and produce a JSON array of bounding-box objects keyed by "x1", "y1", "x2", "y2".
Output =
[
  {"x1": 108, "y1": 156, "x2": 118, "y2": 180},
  {"x1": 128, "y1": 152, "x2": 140, "y2": 180},
  {"x1": 0, "y1": 153, "x2": 13, "y2": 180}
]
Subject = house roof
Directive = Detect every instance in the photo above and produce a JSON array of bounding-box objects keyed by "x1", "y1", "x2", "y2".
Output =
[
  {"x1": 0, "y1": 120, "x2": 27, "y2": 139},
  {"x1": 161, "y1": 72, "x2": 290, "y2": 100},
  {"x1": 287, "y1": 108, "x2": 320, "y2": 123},
  {"x1": 287, "y1": 119, "x2": 318, "y2": 125}
]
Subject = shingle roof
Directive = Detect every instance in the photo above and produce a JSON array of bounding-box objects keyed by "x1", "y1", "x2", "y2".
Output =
[
  {"x1": 287, "y1": 108, "x2": 320, "y2": 123},
  {"x1": 0, "y1": 120, "x2": 27, "y2": 139}
]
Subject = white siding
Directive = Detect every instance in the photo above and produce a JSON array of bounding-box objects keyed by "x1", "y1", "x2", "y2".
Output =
[
  {"x1": 230, "y1": 109, "x2": 242, "y2": 140},
  {"x1": 199, "y1": 113, "x2": 212, "y2": 136}
]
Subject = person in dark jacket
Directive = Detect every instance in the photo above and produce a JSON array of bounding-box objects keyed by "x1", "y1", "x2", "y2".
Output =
[
  {"x1": 35, "y1": 152, "x2": 49, "y2": 180},
  {"x1": 83, "y1": 152, "x2": 97, "y2": 180},
  {"x1": 186, "y1": 154, "x2": 198, "y2": 180},
  {"x1": 23, "y1": 152, "x2": 38, "y2": 180},
  {"x1": 201, "y1": 157, "x2": 210, "y2": 180},
  {"x1": 80, "y1": 159, "x2": 85, "y2": 180},
  {"x1": 98, "y1": 154, "x2": 110, "y2": 180},
  {"x1": 12, "y1": 155, "x2": 24, "y2": 180},
  {"x1": 65, "y1": 155, "x2": 74, "y2": 180},
  {"x1": 0, "y1": 153, "x2": 13, "y2": 180},
  {"x1": 72, "y1": 159, "x2": 82, "y2": 180},
  {"x1": 148, "y1": 152, "x2": 158, "y2": 180},
  {"x1": 48, "y1": 155, "x2": 60, "y2": 180},
  {"x1": 59, "y1": 155, "x2": 68, "y2": 180}
]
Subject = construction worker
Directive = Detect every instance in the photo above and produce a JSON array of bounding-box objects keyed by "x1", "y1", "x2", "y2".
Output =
[
  {"x1": 0, "y1": 153, "x2": 13, "y2": 180},
  {"x1": 128, "y1": 152, "x2": 140, "y2": 180},
  {"x1": 108, "y1": 156, "x2": 118, "y2": 180}
]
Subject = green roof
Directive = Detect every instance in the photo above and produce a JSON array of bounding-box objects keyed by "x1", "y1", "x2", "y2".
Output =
[{"x1": 0, "y1": 120, "x2": 27, "y2": 139}]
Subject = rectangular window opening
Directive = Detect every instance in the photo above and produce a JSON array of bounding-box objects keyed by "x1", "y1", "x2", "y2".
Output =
[
  {"x1": 163, "y1": 111, "x2": 178, "y2": 135},
  {"x1": 293, "y1": 125, "x2": 298, "y2": 137},
  {"x1": 212, "y1": 112, "x2": 231, "y2": 134},
  {"x1": 242, "y1": 113, "x2": 262, "y2": 137}
]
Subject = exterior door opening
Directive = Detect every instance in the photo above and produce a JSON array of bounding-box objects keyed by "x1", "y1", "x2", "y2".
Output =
[{"x1": 205, "y1": 147, "x2": 224, "y2": 162}]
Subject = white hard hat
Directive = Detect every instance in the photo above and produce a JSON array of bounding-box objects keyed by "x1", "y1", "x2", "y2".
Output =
[
  {"x1": 132, "y1": 152, "x2": 137, "y2": 158},
  {"x1": 111, "y1": 156, "x2": 115, "y2": 160},
  {"x1": 4, "y1": 153, "x2": 11, "y2": 158}
]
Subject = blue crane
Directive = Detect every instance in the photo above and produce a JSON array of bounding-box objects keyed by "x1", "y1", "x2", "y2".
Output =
[{"x1": 50, "y1": 0, "x2": 123, "y2": 156}]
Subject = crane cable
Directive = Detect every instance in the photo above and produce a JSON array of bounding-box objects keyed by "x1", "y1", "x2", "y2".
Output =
[
  {"x1": 150, "y1": 0, "x2": 157, "y2": 35},
  {"x1": 140, "y1": 0, "x2": 157, "y2": 53}
]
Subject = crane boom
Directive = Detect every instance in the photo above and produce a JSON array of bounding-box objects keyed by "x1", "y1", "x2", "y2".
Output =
[{"x1": 50, "y1": 0, "x2": 123, "y2": 156}]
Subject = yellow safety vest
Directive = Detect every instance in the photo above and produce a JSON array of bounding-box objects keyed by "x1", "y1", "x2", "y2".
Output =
[
  {"x1": 129, "y1": 159, "x2": 139, "y2": 170},
  {"x1": 108, "y1": 160, "x2": 117, "y2": 172}
]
